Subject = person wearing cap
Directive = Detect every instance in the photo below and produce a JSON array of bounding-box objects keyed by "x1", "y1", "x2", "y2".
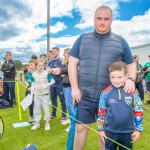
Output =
[{"x1": 143, "y1": 55, "x2": 150, "y2": 104}]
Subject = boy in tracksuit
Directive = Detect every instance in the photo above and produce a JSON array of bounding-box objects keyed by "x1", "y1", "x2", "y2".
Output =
[{"x1": 97, "y1": 61, "x2": 143, "y2": 150}]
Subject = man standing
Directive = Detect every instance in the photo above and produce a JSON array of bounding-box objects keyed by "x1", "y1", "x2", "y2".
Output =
[
  {"x1": 46, "y1": 47, "x2": 67, "y2": 122},
  {"x1": 68, "y1": 6, "x2": 136, "y2": 150},
  {"x1": 1, "y1": 52, "x2": 16, "y2": 106},
  {"x1": 143, "y1": 55, "x2": 150, "y2": 104}
]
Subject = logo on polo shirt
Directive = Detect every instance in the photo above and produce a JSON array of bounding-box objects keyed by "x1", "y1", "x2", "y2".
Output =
[
  {"x1": 125, "y1": 97, "x2": 132, "y2": 105},
  {"x1": 108, "y1": 99, "x2": 117, "y2": 104}
]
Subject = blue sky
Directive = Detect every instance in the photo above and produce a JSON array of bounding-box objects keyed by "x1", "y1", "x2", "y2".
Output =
[
  {"x1": 118, "y1": 0, "x2": 150, "y2": 20},
  {"x1": 0, "y1": 0, "x2": 150, "y2": 63}
]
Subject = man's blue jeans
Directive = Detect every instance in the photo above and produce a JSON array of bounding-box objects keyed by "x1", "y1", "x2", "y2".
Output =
[
  {"x1": 63, "y1": 87, "x2": 73, "y2": 117},
  {"x1": 50, "y1": 85, "x2": 66, "y2": 118},
  {"x1": 3, "y1": 77, "x2": 16, "y2": 104}
]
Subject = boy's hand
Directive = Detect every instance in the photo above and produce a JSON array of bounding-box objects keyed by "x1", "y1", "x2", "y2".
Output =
[
  {"x1": 131, "y1": 131, "x2": 140, "y2": 143},
  {"x1": 99, "y1": 131, "x2": 107, "y2": 144}
]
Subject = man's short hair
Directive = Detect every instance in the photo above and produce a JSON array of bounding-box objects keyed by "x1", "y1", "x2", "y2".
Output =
[
  {"x1": 109, "y1": 61, "x2": 127, "y2": 75},
  {"x1": 95, "y1": 6, "x2": 112, "y2": 17},
  {"x1": 52, "y1": 47, "x2": 60, "y2": 51},
  {"x1": 6, "y1": 51, "x2": 12, "y2": 55}
]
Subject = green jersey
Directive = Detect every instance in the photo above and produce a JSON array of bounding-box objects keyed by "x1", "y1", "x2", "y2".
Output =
[{"x1": 144, "y1": 62, "x2": 150, "y2": 80}]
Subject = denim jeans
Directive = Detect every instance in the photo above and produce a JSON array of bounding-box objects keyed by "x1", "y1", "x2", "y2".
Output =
[
  {"x1": 50, "y1": 85, "x2": 66, "y2": 118},
  {"x1": 3, "y1": 77, "x2": 16, "y2": 104},
  {"x1": 135, "y1": 81, "x2": 144, "y2": 100},
  {"x1": 63, "y1": 87, "x2": 73, "y2": 117}
]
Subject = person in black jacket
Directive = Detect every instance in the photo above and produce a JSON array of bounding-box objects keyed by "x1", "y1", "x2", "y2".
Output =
[{"x1": 1, "y1": 52, "x2": 16, "y2": 106}]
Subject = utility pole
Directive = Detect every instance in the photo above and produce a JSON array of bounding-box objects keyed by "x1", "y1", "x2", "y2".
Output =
[{"x1": 47, "y1": 0, "x2": 50, "y2": 53}]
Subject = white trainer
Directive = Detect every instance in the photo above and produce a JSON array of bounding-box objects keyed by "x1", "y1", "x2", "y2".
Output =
[
  {"x1": 29, "y1": 117, "x2": 34, "y2": 123},
  {"x1": 45, "y1": 123, "x2": 50, "y2": 131},
  {"x1": 31, "y1": 122, "x2": 40, "y2": 130},
  {"x1": 61, "y1": 119, "x2": 71, "y2": 125}
]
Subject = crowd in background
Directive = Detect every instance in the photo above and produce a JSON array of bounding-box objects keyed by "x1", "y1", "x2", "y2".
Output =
[{"x1": 0, "y1": 6, "x2": 150, "y2": 150}]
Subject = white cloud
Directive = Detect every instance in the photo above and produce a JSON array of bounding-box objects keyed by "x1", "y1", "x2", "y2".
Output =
[
  {"x1": 50, "y1": 0, "x2": 74, "y2": 17},
  {"x1": 0, "y1": 0, "x2": 150, "y2": 63},
  {"x1": 112, "y1": 8, "x2": 150, "y2": 46},
  {"x1": 51, "y1": 22, "x2": 67, "y2": 33},
  {"x1": 51, "y1": 35, "x2": 79, "y2": 47}
]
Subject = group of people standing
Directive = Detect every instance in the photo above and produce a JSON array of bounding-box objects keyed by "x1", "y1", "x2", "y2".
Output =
[
  {"x1": 134, "y1": 54, "x2": 150, "y2": 110},
  {"x1": 0, "y1": 5, "x2": 150, "y2": 150},
  {"x1": 24, "y1": 47, "x2": 73, "y2": 132},
  {"x1": 68, "y1": 6, "x2": 148, "y2": 150}
]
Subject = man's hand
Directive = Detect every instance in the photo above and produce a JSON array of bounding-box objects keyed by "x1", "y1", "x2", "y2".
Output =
[
  {"x1": 99, "y1": 131, "x2": 107, "y2": 144},
  {"x1": 72, "y1": 87, "x2": 82, "y2": 103},
  {"x1": 146, "y1": 68, "x2": 150, "y2": 72},
  {"x1": 52, "y1": 68, "x2": 61, "y2": 75},
  {"x1": 46, "y1": 67, "x2": 53, "y2": 74},
  {"x1": 131, "y1": 131, "x2": 140, "y2": 143},
  {"x1": 124, "y1": 79, "x2": 135, "y2": 93}
]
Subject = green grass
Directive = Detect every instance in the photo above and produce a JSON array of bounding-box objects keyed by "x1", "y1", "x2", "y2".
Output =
[{"x1": 0, "y1": 84, "x2": 150, "y2": 150}]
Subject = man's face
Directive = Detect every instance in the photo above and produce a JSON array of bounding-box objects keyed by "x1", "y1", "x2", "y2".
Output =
[
  {"x1": 52, "y1": 49, "x2": 59, "y2": 58},
  {"x1": 94, "y1": 9, "x2": 112, "y2": 34},
  {"x1": 110, "y1": 70, "x2": 127, "y2": 88},
  {"x1": 5, "y1": 53, "x2": 11, "y2": 61}
]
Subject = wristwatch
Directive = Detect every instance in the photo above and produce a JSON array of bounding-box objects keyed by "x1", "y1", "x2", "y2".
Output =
[{"x1": 128, "y1": 77, "x2": 135, "y2": 82}]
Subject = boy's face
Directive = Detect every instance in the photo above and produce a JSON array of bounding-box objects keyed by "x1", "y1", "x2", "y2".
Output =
[
  {"x1": 29, "y1": 63, "x2": 36, "y2": 71},
  {"x1": 110, "y1": 70, "x2": 127, "y2": 88},
  {"x1": 36, "y1": 62, "x2": 44, "y2": 72}
]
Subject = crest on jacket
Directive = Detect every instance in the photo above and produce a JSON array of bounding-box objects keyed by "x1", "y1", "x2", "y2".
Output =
[{"x1": 125, "y1": 97, "x2": 132, "y2": 105}]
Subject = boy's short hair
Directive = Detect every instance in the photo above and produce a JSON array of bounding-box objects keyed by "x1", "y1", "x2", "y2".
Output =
[
  {"x1": 35, "y1": 58, "x2": 44, "y2": 66},
  {"x1": 28, "y1": 59, "x2": 36, "y2": 64},
  {"x1": 109, "y1": 61, "x2": 127, "y2": 75}
]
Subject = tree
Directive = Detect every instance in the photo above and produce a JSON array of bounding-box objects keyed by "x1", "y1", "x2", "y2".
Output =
[{"x1": 15, "y1": 60, "x2": 22, "y2": 70}]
